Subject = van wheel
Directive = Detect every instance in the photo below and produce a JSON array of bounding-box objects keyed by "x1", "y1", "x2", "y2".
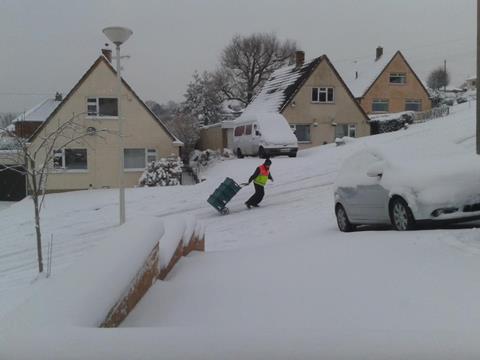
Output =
[
  {"x1": 258, "y1": 147, "x2": 266, "y2": 159},
  {"x1": 236, "y1": 148, "x2": 244, "y2": 159}
]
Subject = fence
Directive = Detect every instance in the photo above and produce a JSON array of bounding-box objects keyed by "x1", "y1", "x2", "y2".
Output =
[{"x1": 413, "y1": 105, "x2": 450, "y2": 123}]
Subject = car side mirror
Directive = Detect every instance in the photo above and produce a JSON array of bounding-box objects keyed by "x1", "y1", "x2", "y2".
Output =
[
  {"x1": 366, "y1": 163, "x2": 383, "y2": 178},
  {"x1": 255, "y1": 131, "x2": 261, "y2": 136}
]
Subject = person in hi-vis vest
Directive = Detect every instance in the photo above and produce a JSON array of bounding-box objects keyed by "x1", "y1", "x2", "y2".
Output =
[{"x1": 245, "y1": 159, "x2": 274, "y2": 209}]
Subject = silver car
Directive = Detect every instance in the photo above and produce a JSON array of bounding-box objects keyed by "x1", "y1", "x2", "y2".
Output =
[{"x1": 334, "y1": 148, "x2": 480, "y2": 231}]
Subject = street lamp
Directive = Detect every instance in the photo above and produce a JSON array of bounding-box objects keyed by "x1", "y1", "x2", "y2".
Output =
[{"x1": 102, "y1": 26, "x2": 133, "y2": 225}]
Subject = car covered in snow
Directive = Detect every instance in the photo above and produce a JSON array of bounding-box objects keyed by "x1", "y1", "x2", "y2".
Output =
[
  {"x1": 231, "y1": 113, "x2": 298, "y2": 158},
  {"x1": 334, "y1": 147, "x2": 480, "y2": 231}
]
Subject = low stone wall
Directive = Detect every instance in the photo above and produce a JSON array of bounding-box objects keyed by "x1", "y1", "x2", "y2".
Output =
[
  {"x1": 159, "y1": 232, "x2": 205, "y2": 280},
  {"x1": 101, "y1": 244, "x2": 160, "y2": 328},
  {"x1": 101, "y1": 219, "x2": 206, "y2": 326}
]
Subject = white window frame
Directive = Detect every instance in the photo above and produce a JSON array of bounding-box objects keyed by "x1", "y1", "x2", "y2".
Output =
[
  {"x1": 311, "y1": 87, "x2": 335, "y2": 104},
  {"x1": 290, "y1": 124, "x2": 311, "y2": 143},
  {"x1": 389, "y1": 73, "x2": 406, "y2": 85},
  {"x1": 372, "y1": 99, "x2": 389, "y2": 113},
  {"x1": 348, "y1": 124, "x2": 357, "y2": 138},
  {"x1": 53, "y1": 148, "x2": 88, "y2": 172},
  {"x1": 124, "y1": 148, "x2": 157, "y2": 172},
  {"x1": 405, "y1": 99, "x2": 422, "y2": 112},
  {"x1": 86, "y1": 97, "x2": 119, "y2": 118}
]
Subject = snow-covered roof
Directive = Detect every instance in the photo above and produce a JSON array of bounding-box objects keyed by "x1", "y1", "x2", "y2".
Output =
[
  {"x1": 336, "y1": 52, "x2": 396, "y2": 98},
  {"x1": 242, "y1": 57, "x2": 322, "y2": 115},
  {"x1": 12, "y1": 98, "x2": 62, "y2": 123}
]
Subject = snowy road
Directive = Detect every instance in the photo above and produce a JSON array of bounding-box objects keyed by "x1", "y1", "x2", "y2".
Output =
[{"x1": 1, "y1": 102, "x2": 480, "y2": 358}]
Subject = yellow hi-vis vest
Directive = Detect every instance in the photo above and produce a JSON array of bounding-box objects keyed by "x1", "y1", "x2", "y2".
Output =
[{"x1": 254, "y1": 165, "x2": 270, "y2": 187}]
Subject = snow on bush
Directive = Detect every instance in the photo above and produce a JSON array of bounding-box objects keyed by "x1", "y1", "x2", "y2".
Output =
[
  {"x1": 189, "y1": 148, "x2": 233, "y2": 168},
  {"x1": 139, "y1": 157, "x2": 183, "y2": 187},
  {"x1": 369, "y1": 112, "x2": 414, "y2": 134}
]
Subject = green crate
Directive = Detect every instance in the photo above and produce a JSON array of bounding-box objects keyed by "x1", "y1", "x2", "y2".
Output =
[{"x1": 207, "y1": 177, "x2": 241, "y2": 214}]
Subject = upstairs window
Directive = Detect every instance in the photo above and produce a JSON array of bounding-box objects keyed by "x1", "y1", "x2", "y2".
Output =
[
  {"x1": 405, "y1": 99, "x2": 422, "y2": 112},
  {"x1": 389, "y1": 73, "x2": 406, "y2": 84},
  {"x1": 87, "y1": 97, "x2": 118, "y2": 117},
  {"x1": 312, "y1": 87, "x2": 334, "y2": 103},
  {"x1": 372, "y1": 99, "x2": 389, "y2": 113},
  {"x1": 53, "y1": 148, "x2": 88, "y2": 170}
]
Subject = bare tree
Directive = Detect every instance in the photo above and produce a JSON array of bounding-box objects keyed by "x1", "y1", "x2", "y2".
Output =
[
  {"x1": 0, "y1": 113, "x2": 17, "y2": 128},
  {"x1": 168, "y1": 111, "x2": 200, "y2": 162},
  {"x1": 0, "y1": 114, "x2": 109, "y2": 273},
  {"x1": 427, "y1": 66, "x2": 450, "y2": 90},
  {"x1": 218, "y1": 33, "x2": 297, "y2": 105}
]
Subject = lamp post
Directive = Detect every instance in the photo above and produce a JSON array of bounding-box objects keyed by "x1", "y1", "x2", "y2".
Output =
[{"x1": 102, "y1": 26, "x2": 133, "y2": 225}]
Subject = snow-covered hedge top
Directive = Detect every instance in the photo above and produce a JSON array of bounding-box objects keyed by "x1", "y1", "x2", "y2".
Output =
[{"x1": 1, "y1": 218, "x2": 164, "y2": 328}]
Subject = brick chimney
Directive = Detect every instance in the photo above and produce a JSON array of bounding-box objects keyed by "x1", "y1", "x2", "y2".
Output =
[
  {"x1": 375, "y1": 46, "x2": 383, "y2": 61},
  {"x1": 295, "y1": 50, "x2": 305, "y2": 68},
  {"x1": 101, "y1": 45, "x2": 112, "y2": 62}
]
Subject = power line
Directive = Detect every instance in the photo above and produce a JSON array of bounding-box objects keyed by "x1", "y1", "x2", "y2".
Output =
[{"x1": 0, "y1": 92, "x2": 54, "y2": 96}]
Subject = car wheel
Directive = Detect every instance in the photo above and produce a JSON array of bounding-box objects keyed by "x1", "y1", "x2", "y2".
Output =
[
  {"x1": 258, "y1": 147, "x2": 266, "y2": 159},
  {"x1": 288, "y1": 152, "x2": 297, "y2": 158},
  {"x1": 335, "y1": 204, "x2": 355, "y2": 232},
  {"x1": 390, "y1": 197, "x2": 416, "y2": 231},
  {"x1": 236, "y1": 148, "x2": 244, "y2": 159}
]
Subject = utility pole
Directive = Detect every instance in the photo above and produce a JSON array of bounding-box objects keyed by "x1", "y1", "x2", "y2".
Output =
[
  {"x1": 477, "y1": 0, "x2": 480, "y2": 154},
  {"x1": 444, "y1": 59, "x2": 447, "y2": 93}
]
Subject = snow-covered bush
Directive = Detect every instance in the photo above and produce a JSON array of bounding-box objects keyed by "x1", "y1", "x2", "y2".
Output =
[
  {"x1": 189, "y1": 148, "x2": 233, "y2": 167},
  {"x1": 369, "y1": 112, "x2": 414, "y2": 135},
  {"x1": 139, "y1": 157, "x2": 183, "y2": 187}
]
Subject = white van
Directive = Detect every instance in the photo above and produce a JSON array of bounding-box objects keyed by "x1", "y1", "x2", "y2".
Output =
[{"x1": 232, "y1": 113, "x2": 298, "y2": 158}]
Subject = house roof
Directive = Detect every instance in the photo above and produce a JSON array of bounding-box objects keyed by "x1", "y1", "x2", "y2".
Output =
[
  {"x1": 336, "y1": 51, "x2": 397, "y2": 98},
  {"x1": 29, "y1": 55, "x2": 180, "y2": 144},
  {"x1": 12, "y1": 98, "x2": 62, "y2": 123},
  {"x1": 242, "y1": 57, "x2": 322, "y2": 115},
  {"x1": 242, "y1": 54, "x2": 369, "y2": 122},
  {"x1": 336, "y1": 50, "x2": 430, "y2": 100}
]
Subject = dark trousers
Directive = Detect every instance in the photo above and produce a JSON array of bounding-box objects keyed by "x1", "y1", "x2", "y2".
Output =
[{"x1": 246, "y1": 183, "x2": 265, "y2": 206}]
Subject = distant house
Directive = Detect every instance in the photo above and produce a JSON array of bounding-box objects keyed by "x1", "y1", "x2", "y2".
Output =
[
  {"x1": 464, "y1": 76, "x2": 476, "y2": 90},
  {"x1": 337, "y1": 47, "x2": 431, "y2": 115},
  {"x1": 27, "y1": 50, "x2": 182, "y2": 193},
  {"x1": 200, "y1": 51, "x2": 370, "y2": 151},
  {"x1": 11, "y1": 94, "x2": 63, "y2": 138}
]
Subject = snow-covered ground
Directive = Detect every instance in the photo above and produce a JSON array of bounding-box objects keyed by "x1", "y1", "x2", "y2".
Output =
[
  {"x1": 0, "y1": 201, "x2": 14, "y2": 212},
  {"x1": 1, "y1": 101, "x2": 480, "y2": 358}
]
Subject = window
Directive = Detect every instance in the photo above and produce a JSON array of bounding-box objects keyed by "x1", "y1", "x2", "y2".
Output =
[
  {"x1": 53, "y1": 149, "x2": 88, "y2": 170},
  {"x1": 405, "y1": 99, "x2": 422, "y2": 112},
  {"x1": 389, "y1": 73, "x2": 406, "y2": 84},
  {"x1": 245, "y1": 124, "x2": 252, "y2": 135},
  {"x1": 372, "y1": 99, "x2": 389, "y2": 113},
  {"x1": 87, "y1": 97, "x2": 118, "y2": 117},
  {"x1": 234, "y1": 126, "x2": 245, "y2": 137},
  {"x1": 334, "y1": 124, "x2": 356, "y2": 139},
  {"x1": 312, "y1": 87, "x2": 334, "y2": 103},
  {"x1": 146, "y1": 149, "x2": 157, "y2": 164},
  {"x1": 124, "y1": 148, "x2": 157, "y2": 170},
  {"x1": 290, "y1": 124, "x2": 311, "y2": 142}
]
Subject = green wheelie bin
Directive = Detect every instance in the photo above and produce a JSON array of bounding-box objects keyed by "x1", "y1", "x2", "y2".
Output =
[{"x1": 207, "y1": 177, "x2": 242, "y2": 215}]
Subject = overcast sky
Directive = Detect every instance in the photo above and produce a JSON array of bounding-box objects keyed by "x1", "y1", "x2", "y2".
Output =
[{"x1": 0, "y1": 0, "x2": 476, "y2": 113}]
